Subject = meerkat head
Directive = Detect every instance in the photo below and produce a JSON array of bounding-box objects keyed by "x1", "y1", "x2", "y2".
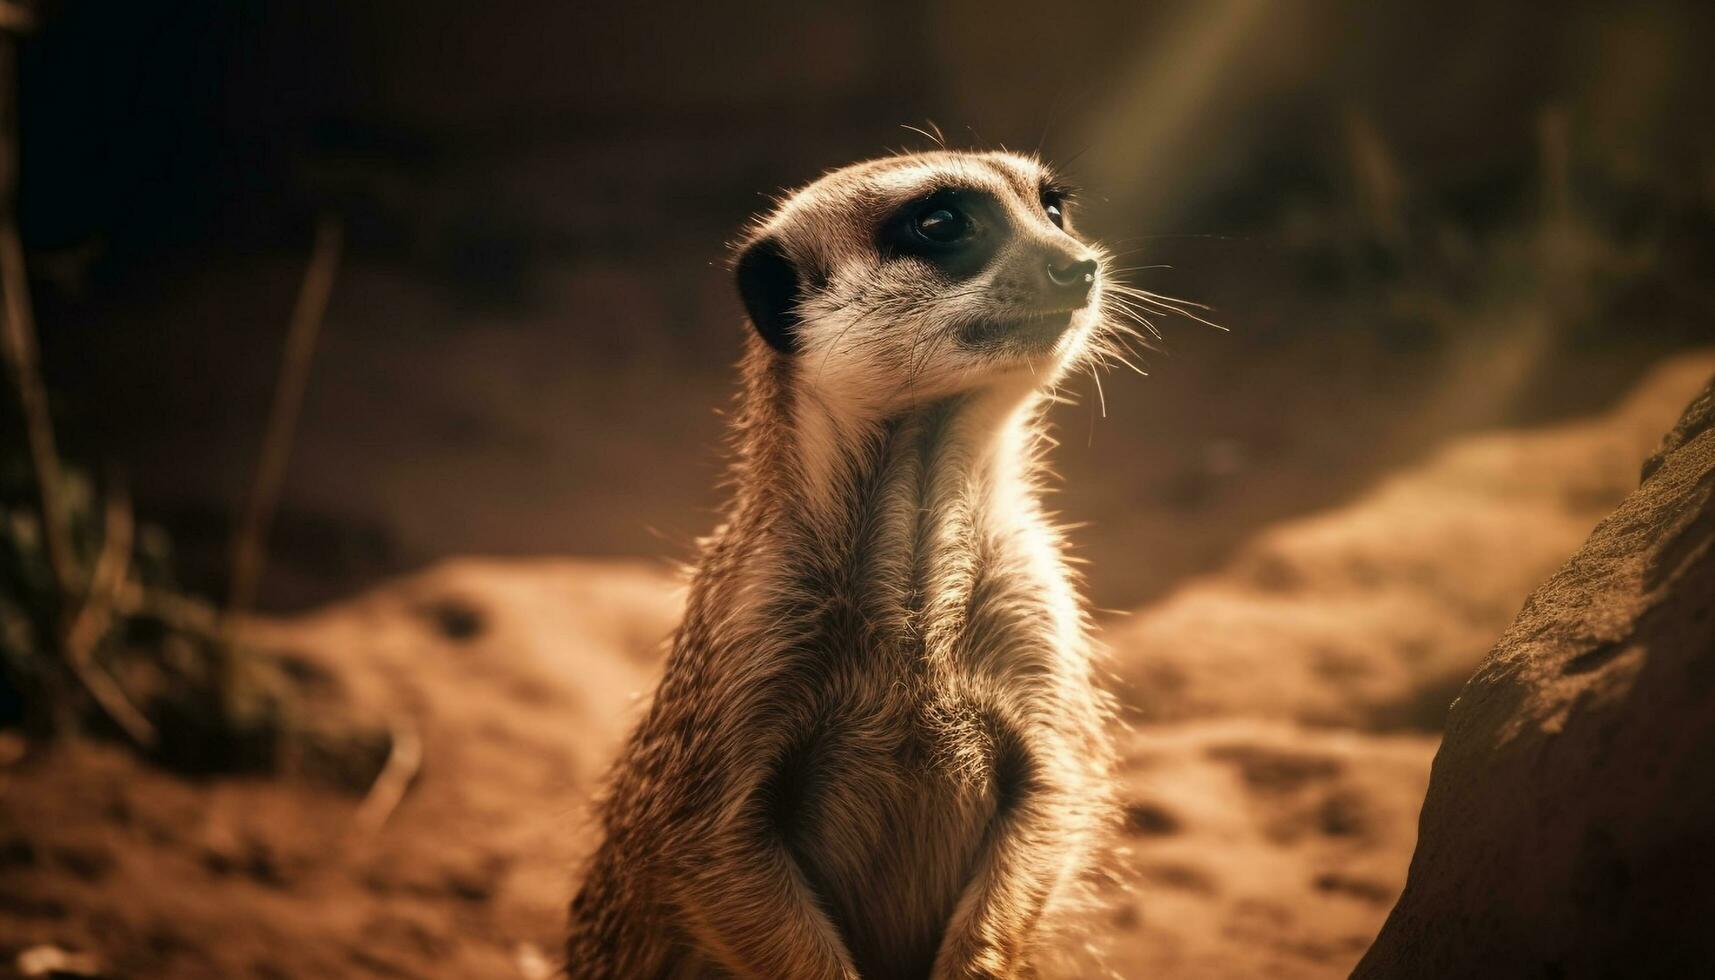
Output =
[{"x1": 734, "y1": 150, "x2": 1112, "y2": 414}]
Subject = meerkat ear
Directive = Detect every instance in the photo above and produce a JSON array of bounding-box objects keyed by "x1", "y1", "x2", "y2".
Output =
[{"x1": 735, "y1": 235, "x2": 802, "y2": 355}]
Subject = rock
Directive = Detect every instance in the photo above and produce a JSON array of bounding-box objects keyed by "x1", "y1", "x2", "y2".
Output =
[{"x1": 1354, "y1": 373, "x2": 1715, "y2": 979}]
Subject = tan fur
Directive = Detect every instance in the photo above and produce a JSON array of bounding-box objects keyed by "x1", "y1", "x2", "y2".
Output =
[{"x1": 567, "y1": 151, "x2": 1123, "y2": 979}]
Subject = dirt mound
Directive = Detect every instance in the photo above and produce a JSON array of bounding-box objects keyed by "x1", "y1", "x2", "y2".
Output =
[
  {"x1": 1354, "y1": 370, "x2": 1715, "y2": 977},
  {"x1": 2, "y1": 558, "x2": 681, "y2": 980},
  {"x1": 1103, "y1": 721, "x2": 1435, "y2": 980},
  {"x1": 1108, "y1": 354, "x2": 1715, "y2": 731}
]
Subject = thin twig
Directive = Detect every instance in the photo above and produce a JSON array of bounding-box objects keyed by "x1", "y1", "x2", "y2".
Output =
[
  {"x1": 64, "y1": 486, "x2": 156, "y2": 748},
  {"x1": 351, "y1": 715, "x2": 422, "y2": 837},
  {"x1": 226, "y1": 216, "x2": 343, "y2": 623},
  {"x1": 0, "y1": 16, "x2": 75, "y2": 605},
  {"x1": 0, "y1": 223, "x2": 73, "y2": 593}
]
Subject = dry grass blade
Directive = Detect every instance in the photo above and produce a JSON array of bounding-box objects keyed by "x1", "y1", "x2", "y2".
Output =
[
  {"x1": 0, "y1": 20, "x2": 72, "y2": 602},
  {"x1": 351, "y1": 715, "x2": 423, "y2": 837},
  {"x1": 227, "y1": 216, "x2": 344, "y2": 625},
  {"x1": 0, "y1": 220, "x2": 76, "y2": 600},
  {"x1": 114, "y1": 582, "x2": 221, "y2": 638},
  {"x1": 64, "y1": 487, "x2": 156, "y2": 748}
]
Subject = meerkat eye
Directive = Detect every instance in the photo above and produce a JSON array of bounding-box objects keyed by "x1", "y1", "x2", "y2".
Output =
[
  {"x1": 1041, "y1": 192, "x2": 1066, "y2": 229},
  {"x1": 913, "y1": 205, "x2": 973, "y2": 245}
]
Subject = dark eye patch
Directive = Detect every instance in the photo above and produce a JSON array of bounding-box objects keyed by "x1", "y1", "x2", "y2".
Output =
[{"x1": 877, "y1": 187, "x2": 1004, "y2": 281}]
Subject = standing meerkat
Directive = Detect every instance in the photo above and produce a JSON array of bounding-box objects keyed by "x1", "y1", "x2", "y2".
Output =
[{"x1": 568, "y1": 149, "x2": 1134, "y2": 980}]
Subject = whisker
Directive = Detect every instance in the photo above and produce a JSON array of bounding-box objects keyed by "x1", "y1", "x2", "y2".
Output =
[
  {"x1": 901, "y1": 122, "x2": 948, "y2": 150},
  {"x1": 1105, "y1": 285, "x2": 1218, "y2": 316},
  {"x1": 1102, "y1": 300, "x2": 1163, "y2": 340},
  {"x1": 1104, "y1": 284, "x2": 1214, "y2": 311},
  {"x1": 1104, "y1": 287, "x2": 1225, "y2": 331}
]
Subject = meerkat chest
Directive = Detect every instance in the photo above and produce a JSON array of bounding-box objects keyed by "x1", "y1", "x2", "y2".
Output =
[{"x1": 762, "y1": 659, "x2": 1029, "y2": 979}]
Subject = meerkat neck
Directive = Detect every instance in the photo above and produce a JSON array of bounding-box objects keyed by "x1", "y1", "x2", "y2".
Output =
[
  {"x1": 729, "y1": 354, "x2": 1053, "y2": 656},
  {"x1": 734, "y1": 352, "x2": 1037, "y2": 517},
  {"x1": 788, "y1": 385, "x2": 1038, "y2": 537}
]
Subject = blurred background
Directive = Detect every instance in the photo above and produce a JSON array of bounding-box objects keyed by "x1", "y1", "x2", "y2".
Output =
[
  {"x1": 17, "y1": 0, "x2": 1714, "y2": 611},
  {"x1": 5, "y1": 2, "x2": 1715, "y2": 978}
]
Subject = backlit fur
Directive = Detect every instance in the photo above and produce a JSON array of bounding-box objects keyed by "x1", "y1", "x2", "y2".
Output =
[{"x1": 567, "y1": 150, "x2": 1125, "y2": 980}]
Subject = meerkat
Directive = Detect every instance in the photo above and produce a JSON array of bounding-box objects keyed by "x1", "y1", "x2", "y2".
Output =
[{"x1": 567, "y1": 149, "x2": 1127, "y2": 980}]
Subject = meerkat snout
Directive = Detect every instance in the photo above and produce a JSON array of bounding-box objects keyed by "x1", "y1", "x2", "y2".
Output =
[{"x1": 1044, "y1": 254, "x2": 1099, "y2": 301}]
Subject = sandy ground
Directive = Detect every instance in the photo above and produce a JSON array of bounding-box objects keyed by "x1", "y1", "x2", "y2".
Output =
[{"x1": 2, "y1": 351, "x2": 1710, "y2": 980}]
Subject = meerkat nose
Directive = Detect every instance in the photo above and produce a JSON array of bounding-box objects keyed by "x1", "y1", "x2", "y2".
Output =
[{"x1": 1046, "y1": 256, "x2": 1099, "y2": 302}]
